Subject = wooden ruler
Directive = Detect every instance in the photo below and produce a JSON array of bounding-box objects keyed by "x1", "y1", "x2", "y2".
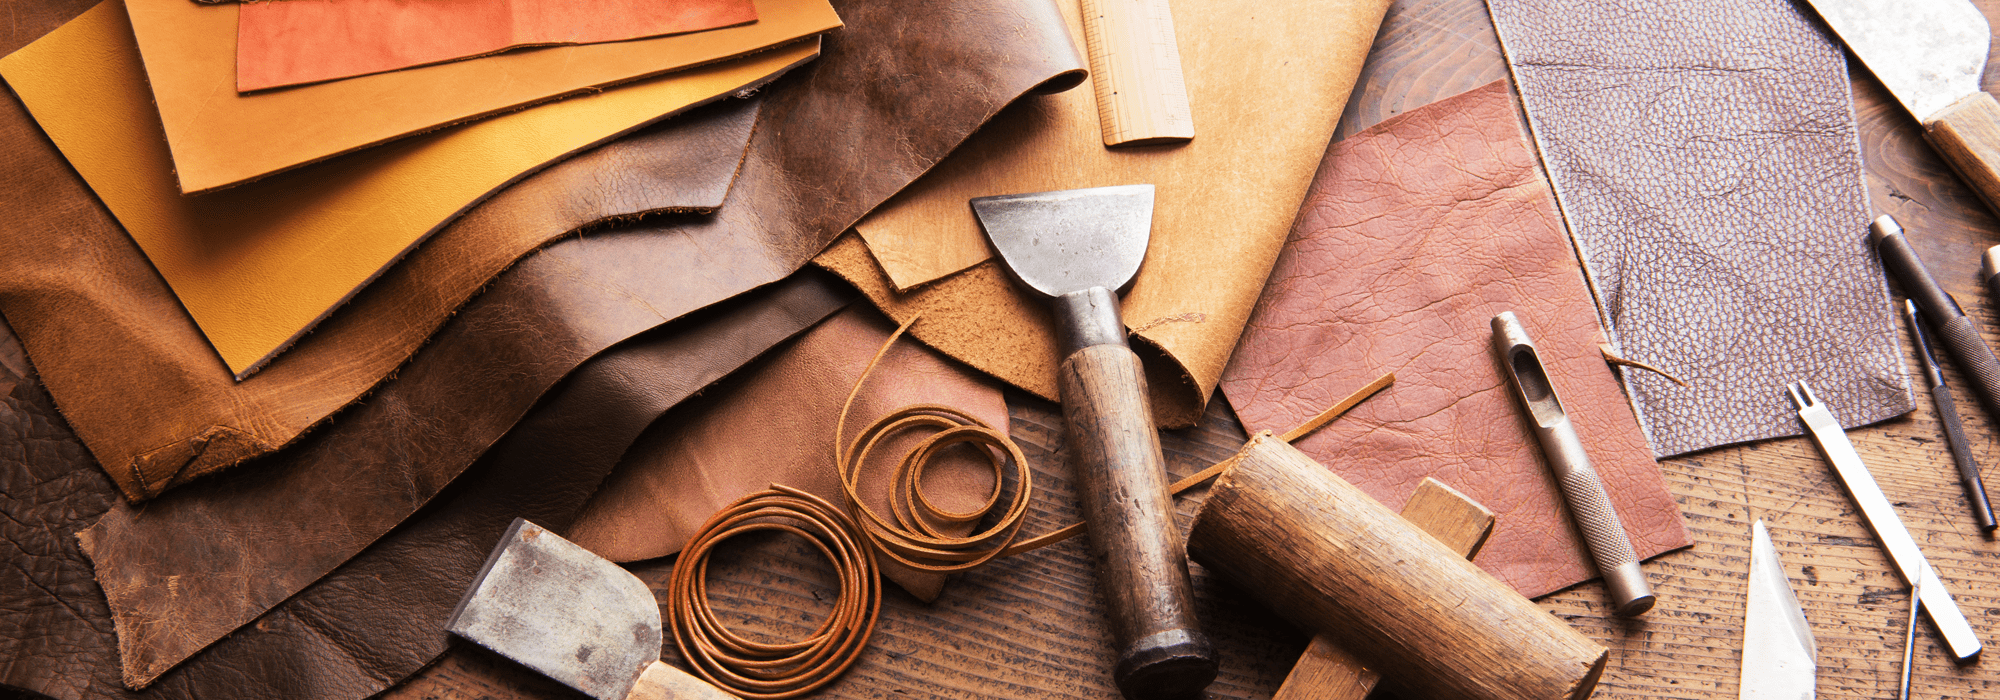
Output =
[{"x1": 1080, "y1": 0, "x2": 1194, "y2": 146}]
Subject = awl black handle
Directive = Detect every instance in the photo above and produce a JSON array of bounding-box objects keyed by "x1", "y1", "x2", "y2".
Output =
[{"x1": 1874, "y1": 216, "x2": 2000, "y2": 419}]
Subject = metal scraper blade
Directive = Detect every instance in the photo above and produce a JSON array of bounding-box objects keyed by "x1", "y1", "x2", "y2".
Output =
[
  {"x1": 970, "y1": 184, "x2": 1155, "y2": 298},
  {"x1": 1740, "y1": 519, "x2": 1817, "y2": 699},
  {"x1": 447, "y1": 518, "x2": 663, "y2": 700},
  {"x1": 1803, "y1": 0, "x2": 1990, "y2": 123}
]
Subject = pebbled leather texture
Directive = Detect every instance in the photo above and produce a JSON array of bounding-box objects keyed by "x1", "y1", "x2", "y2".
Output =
[
  {"x1": 568, "y1": 306, "x2": 1008, "y2": 603},
  {"x1": 1217, "y1": 81, "x2": 1692, "y2": 599},
  {"x1": 0, "y1": 271, "x2": 851, "y2": 700},
  {"x1": 1487, "y1": 0, "x2": 1914, "y2": 457},
  {"x1": 0, "y1": 67, "x2": 764, "y2": 502},
  {"x1": 61, "y1": 0, "x2": 1087, "y2": 689},
  {"x1": 0, "y1": 1, "x2": 815, "y2": 379},
  {"x1": 236, "y1": 0, "x2": 758, "y2": 92}
]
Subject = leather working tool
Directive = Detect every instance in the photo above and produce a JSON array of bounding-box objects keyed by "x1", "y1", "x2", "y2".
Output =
[
  {"x1": 1902, "y1": 299, "x2": 1998, "y2": 531},
  {"x1": 1787, "y1": 380, "x2": 1982, "y2": 663},
  {"x1": 1801, "y1": 0, "x2": 2000, "y2": 217},
  {"x1": 1491, "y1": 311, "x2": 1655, "y2": 616},
  {"x1": 1875, "y1": 216, "x2": 2000, "y2": 424},
  {"x1": 1186, "y1": 433, "x2": 1608, "y2": 700},
  {"x1": 1740, "y1": 519, "x2": 1816, "y2": 699},
  {"x1": 970, "y1": 184, "x2": 1218, "y2": 699},
  {"x1": 1273, "y1": 477, "x2": 1495, "y2": 700},
  {"x1": 449, "y1": 519, "x2": 738, "y2": 700},
  {"x1": 1903, "y1": 565, "x2": 1926, "y2": 700},
  {"x1": 1079, "y1": 0, "x2": 1193, "y2": 145},
  {"x1": 1985, "y1": 246, "x2": 2000, "y2": 302}
]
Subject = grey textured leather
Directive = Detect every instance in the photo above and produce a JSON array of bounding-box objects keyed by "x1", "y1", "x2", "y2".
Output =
[{"x1": 1487, "y1": 0, "x2": 1914, "y2": 455}]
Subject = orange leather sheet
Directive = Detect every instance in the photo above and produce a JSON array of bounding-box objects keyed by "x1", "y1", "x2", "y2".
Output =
[
  {"x1": 0, "y1": 0, "x2": 819, "y2": 377},
  {"x1": 125, "y1": 0, "x2": 839, "y2": 194},
  {"x1": 237, "y1": 0, "x2": 758, "y2": 92}
]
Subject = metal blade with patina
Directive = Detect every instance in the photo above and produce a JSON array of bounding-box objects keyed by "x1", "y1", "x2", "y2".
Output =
[
  {"x1": 447, "y1": 518, "x2": 664, "y2": 700},
  {"x1": 1741, "y1": 519, "x2": 1817, "y2": 699},
  {"x1": 970, "y1": 184, "x2": 1154, "y2": 298},
  {"x1": 1802, "y1": 0, "x2": 1989, "y2": 123}
]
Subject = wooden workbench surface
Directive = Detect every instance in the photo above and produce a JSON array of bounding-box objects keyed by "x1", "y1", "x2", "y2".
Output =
[{"x1": 386, "y1": 0, "x2": 2000, "y2": 698}]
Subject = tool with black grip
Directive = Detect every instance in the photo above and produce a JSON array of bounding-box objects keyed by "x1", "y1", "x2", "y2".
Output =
[
  {"x1": 971, "y1": 185, "x2": 1217, "y2": 699},
  {"x1": 1903, "y1": 299, "x2": 1997, "y2": 532},
  {"x1": 1874, "y1": 215, "x2": 2000, "y2": 418}
]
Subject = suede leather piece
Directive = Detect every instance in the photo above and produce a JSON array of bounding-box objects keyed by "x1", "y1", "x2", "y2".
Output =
[
  {"x1": 1487, "y1": 0, "x2": 1913, "y2": 456},
  {"x1": 68, "y1": 0, "x2": 1086, "y2": 688},
  {"x1": 126, "y1": 0, "x2": 840, "y2": 194},
  {"x1": 569, "y1": 306, "x2": 1008, "y2": 602},
  {"x1": 1217, "y1": 82, "x2": 1692, "y2": 599},
  {"x1": 828, "y1": 0, "x2": 1388, "y2": 430},
  {"x1": 0, "y1": 77, "x2": 764, "y2": 502},
  {"x1": 0, "y1": 271, "x2": 852, "y2": 700},
  {"x1": 0, "y1": 1, "x2": 815, "y2": 379},
  {"x1": 237, "y1": 0, "x2": 758, "y2": 92}
]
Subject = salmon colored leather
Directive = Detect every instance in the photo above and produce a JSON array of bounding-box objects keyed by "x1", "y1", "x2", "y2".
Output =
[
  {"x1": 0, "y1": 1, "x2": 819, "y2": 379},
  {"x1": 236, "y1": 0, "x2": 758, "y2": 92},
  {"x1": 1217, "y1": 82, "x2": 1693, "y2": 599},
  {"x1": 569, "y1": 306, "x2": 1009, "y2": 603}
]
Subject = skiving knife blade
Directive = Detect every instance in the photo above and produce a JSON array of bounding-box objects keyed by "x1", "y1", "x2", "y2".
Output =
[{"x1": 1741, "y1": 519, "x2": 1816, "y2": 700}]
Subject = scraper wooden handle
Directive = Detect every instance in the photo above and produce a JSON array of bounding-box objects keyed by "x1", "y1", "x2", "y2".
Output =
[
  {"x1": 1927, "y1": 91, "x2": 2000, "y2": 217},
  {"x1": 628, "y1": 660, "x2": 740, "y2": 700},
  {"x1": 1056, "y1": 334, "x2": 1217, "y2": 698}
]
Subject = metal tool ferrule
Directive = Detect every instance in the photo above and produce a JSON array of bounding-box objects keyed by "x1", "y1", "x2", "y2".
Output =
[{"x1": 1055, "y1": 287, "x2": 1129, "y2": 352}]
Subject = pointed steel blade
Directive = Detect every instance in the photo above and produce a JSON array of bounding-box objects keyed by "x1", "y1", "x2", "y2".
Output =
[
  {"x1": 971, "y1": 184, "x2": 1154, "y2": 298},
  {"x1": 447, "y1": 519, "x2": 663, "y2": 700},
  {"x1": 1802, "y1": 0, "x2": 1989, "y2": 123},
  {"x1": 1741, "y1": 520, "x2": 1816, "y2": 699}
]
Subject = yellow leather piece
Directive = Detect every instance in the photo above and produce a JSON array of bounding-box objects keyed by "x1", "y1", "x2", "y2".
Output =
[
  {"x1": 125, "y1": 0, "x2": 837, "y2": 194},
  {"x1": 0, "y1": 0, "x2": 820, "y2": 377}
]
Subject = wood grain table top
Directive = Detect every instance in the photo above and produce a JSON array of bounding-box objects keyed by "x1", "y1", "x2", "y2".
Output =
[{"x1": 388, "y1": 0, "x2": 2000, "y2": 697}]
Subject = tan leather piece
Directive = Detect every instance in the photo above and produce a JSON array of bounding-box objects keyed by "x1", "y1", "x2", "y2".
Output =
[
  {"x1": 0, "y1": 1, "x2": 817, "y2": 379},
  {"x1": 569, "y1": 306, "x2": 1007, "y2": 602},
  {"x1": 236, "y1": 0, "x2": 757, "y2": 92},
  {"x1": 828, "y1": 0, "x2": 1390, "y2": 428},
  {"x1": 1217, "y1": 82, "x2": 1692, "y2": 599},
  {"x1": 0, "y1": 87, "x2": 763, "y2": 505},
  {"x1": 129, "y1": 0, "x2": 837, "y2": 194},
  {"x1": 1487, "y1": 0, "x2": 1912, "y2": 456}
]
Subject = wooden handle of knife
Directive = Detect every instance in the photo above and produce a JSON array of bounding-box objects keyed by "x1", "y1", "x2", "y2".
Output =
[
  {"x1": 1926, "y1": 91, "x2": 2000, "y2": 217},
  {"x1": 625, "y1": 660, "x2": 741, "y2": 700},
  {"x1": 1272, "y1": 478, "x2": 1496, "y2": 700},
  {"x1": 1057, "y1": 343, "x2": 1218, "y2": 698}
]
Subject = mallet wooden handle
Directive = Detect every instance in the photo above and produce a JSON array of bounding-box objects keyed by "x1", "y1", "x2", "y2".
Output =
[
  {"x1": 627, "y1": 660, "x2": 739, "y2": 700},
  {"x1": 1927, "y1": 92, "x2": 2000, "y2": 218},
  {"x1": 1053, "y1": 288, "x2": 1217, "y2": 699},
  {"x1": 1188, "y1": 433, "x2": 1607, "y2": 700},
  {"x1": 1273, "y1": 478, "x2": 1497, "y2": 700}
]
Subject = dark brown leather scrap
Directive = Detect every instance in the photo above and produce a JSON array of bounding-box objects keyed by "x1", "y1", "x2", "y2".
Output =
[
  {"x1": 1486, "y1": 0, "x2": 1913, "y2": 456},
  {"x1": 0, "y1": 270, "x2": 851, "y2": 700},
  {"x1": 67, "y1": 0, "x2": 1085, "y2": 690}
]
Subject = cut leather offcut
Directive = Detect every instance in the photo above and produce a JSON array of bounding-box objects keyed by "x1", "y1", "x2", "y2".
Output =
[
  {"x1": 829, "y1": 0, "x2": 1391, "y2": 428},
  {"x1": 0, "y1": 0, "x2": 818, "y2": 379},
  {"x1": 569, "y1": 306, "x2": 1009, "y2": 603},
  {"x1": 237, "y1": 0, "x2": 758, "y2": 92},
  {"x1": 0, "y1": 87, "x2": 762, "y2": 504},
  {"x1": 1217, "y1": 81, "x2": 1692, "y2": 599},
  {"x1": 127, "y1": 0, "x2": 838, "y2": 194},
  {"x1": 1487, "y1": 0, "x2": 1912, "y2": 456}
]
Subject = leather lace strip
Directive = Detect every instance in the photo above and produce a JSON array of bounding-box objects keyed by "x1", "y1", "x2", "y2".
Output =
[{"x1": 666, "y1": 314, "x2": 1392, "y2": 695}]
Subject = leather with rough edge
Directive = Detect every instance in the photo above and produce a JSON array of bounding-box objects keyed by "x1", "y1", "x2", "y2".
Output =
[
  {"x1": 1, "y1": 270, "x2": 851, "y2": 700},
  {"x1": 1487, "y1": 0, "x2": 1913, "y2": 457},
  {"x1": 236, "y1": 0, "x2": 758, "y2": 92},
  {"x1": 1216, "y1": 81, "x2": 1692, "y2": 599},
  {"x1": 0, "y1": 74, "x2": 764, "y2": 502},
  {"x1": 0, "y1": 1, "x2": 816, "y2": 379},
  {"x1": 569, "y1": 305, "x2": 1008, "y2": 603},
  {"x1": 125, "y1": 0, "x2": 840, "y2": 194},
  {"x1": 824, "y1": 0, "x2": 1390, "y2": 430},
  {"x1": 66, "y1": 0, "x2": 1086, "y2": 688}
]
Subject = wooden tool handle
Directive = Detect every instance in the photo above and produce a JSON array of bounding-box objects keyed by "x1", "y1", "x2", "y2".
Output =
[
  {"x1": 1273, "y1": 478, "x2": 1496, "y2": 700},
  {"x1": 625, "y1": 660, "x2": 739, "y2": 700},
  {"x1": 1926, "y1": 91, "x2": 2000, "y2": 217},
  {"x1": 1187, "y1": 434, "x2": 1607, "y2": 700},
  {"x1": 1057, "y1": 342, "x2": 1217, "y2": 698}
]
